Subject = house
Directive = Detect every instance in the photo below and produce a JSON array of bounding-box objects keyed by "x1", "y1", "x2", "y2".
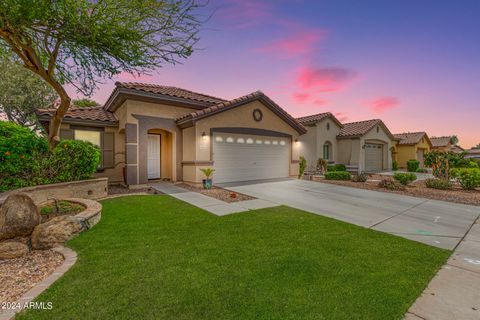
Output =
[
  {"x1": 430, "y1": 136, "x2": 464, "y2": 153},
  {"x1": 37, "y1": 82, "x2": 307, "y2": 187},
  {"x1": 297, "y1": 113, "x2": 395, "y2": 172},
  {"x1": 392, "y1": 132, "x2": 432, "y2": 168},
  {"x1": 465, "y1": 148, "x2": 480, "y2": 159}
]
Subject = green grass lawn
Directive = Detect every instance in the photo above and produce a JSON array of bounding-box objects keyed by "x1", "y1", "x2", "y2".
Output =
[{"x1": 18, "y1": 195, "x2": 450, "y2": 320}]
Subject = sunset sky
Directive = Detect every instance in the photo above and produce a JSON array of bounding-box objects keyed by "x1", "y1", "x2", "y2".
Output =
[{"x1": 68, "y1": 0, "x2": 480, "y2": 148}]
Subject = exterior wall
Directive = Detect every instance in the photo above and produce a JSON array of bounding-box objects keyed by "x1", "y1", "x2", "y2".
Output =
[
  {"x1": 394, "y1": 138, "x2": 431, "y2": 168},
  {"x1": 298, "y1": 124, "x2": 317, "y2": 171},
  {"x1": 185, "y1": 100, "x2": 301, "y2": 183},
  {"x1": 337, "y1": 139, "x2": 360, "y2": 165}
]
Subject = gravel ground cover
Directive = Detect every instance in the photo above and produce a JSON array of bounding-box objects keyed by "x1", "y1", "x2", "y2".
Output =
[{"x1": 177, "y1": 183, "x2": 255, "y2": 203}]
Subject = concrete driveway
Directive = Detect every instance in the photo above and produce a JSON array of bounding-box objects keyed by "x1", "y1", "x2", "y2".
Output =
[{"x1": 219, "y1": 179, "x2": 480, "y2": 250}]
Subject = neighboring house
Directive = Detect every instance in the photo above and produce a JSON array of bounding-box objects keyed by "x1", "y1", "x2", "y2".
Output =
[
  {"x1": 392, "y1": 132, "x2": 432, "y2": 168},
  {"x1": 465, "y1": 148, "x2": 480, "y2": 159},
  {"x1": 297, "y1": 114, "x2": 395, "y2": 172},
  {"x1": 38, "y1": 82, "x2": 306, "y2": 186},
  {"x1": 430, "y1": 136, "x2": 464, "y2": 153}
]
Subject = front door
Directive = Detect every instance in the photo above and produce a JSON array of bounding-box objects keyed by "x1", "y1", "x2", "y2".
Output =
[
  {"x1": 147, "y1": 134, "x2": 161, "y2": 179},
  {"x1": 417, "y1": 149, "x2": 425, "y2": 167}
]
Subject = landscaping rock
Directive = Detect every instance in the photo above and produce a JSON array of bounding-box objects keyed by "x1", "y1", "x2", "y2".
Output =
[
  {"x1": 31, "y1": 216, "x2": 85, "y2": 250},
  {"x1": 0, "y1": 193, "x2": 40, "y2": 241},
  {"x1": 0, "y1": 241, "x2": 29, "y2": 260}
]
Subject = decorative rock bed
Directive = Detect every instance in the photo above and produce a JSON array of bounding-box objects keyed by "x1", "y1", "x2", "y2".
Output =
[{"x1": 0, "y1": 193, "x2": 102, "y2": 258}]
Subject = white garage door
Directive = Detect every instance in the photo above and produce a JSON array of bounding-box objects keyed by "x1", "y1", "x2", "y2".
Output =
[
  {"x1": 212, "y1": 132, "x2": 290, "y2": 183},
  {"x1": 365, "y1": 143, "x2": 383, "y2": 172}
]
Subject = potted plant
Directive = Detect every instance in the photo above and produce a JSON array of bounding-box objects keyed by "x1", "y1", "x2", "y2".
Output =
[{"x1": 200, "y1": 168, "x2": 215, "y2": 189}]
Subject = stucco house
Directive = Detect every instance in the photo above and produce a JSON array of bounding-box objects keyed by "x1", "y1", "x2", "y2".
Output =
[
  {"x1": 297, "y1": 113, "x2": 395, "y2": 172},
  {"x1": 430, "y1": 136, "x2": 464, "y2": 153},
  {"x1": 392, "y1": 132, "x2": 432, "y2": 168},
  {"x1": 465, "y1": 148, "x2": 480, "y2": 159},
  {"x1": 38, "y1": 82, "x2": 306, "y2": 187}
]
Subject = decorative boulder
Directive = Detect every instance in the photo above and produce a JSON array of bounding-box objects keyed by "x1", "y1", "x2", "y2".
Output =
[
  {"x1": 31, "y1": 216, "x2": 85, "y2": 250},
  {"x1": 0, "y1": 241, "x2": 29, "y2": 260},
  {"x1": 0, "y1": 193, "x2": 40, "y2": 241}
]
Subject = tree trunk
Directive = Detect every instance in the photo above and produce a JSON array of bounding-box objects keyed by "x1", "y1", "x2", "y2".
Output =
[{"x1": 48, "y1": 92, "x2": 71, "y2": 148}]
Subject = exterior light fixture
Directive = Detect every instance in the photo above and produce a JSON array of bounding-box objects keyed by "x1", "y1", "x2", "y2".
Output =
[{"x1": 202, "y1": 132, "x2": 207, "y2": 141}]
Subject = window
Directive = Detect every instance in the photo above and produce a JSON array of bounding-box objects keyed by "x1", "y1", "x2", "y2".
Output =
[
  {"x1": 237, "y1": 138, "x2": 245, "y2": 143},
  {"x1": 226, "y1": 137, "x2": 234, "y2": 143},
  {"x1": 74, "y1": 129, "x2": 101, "y2": 147},
  {"x1": 246, "y1": 138, "x2": 254, "y2": 144},
  {"x1": 256, "y1": 139, "x2": 263, "y2": 144},
  {"x1": 279, "y1": 140, "x2": 286, "y2": 146},
  {"x1": 215, "y1": 136, "x2": 224, "y2": 142},
  {"x1": 323, "y1": 142, "x2": 332, "y2": 160}
]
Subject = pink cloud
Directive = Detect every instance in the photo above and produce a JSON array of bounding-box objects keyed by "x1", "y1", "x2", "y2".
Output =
[
  {"x1": 292, "y1": 92, "x2": 311, "y2": 103},
  {"x1": 296, "y1": 66, "x2": 357, "y2": 92},
  {"x1": 256, "y1": 29, "x2": 326, "y2": 58},
  {"x1": 334, "y1": 112, "x2": 349, "y2": 122},
  {"x1": 216, "y1": 0, "x2": 272, "y2": 29},
  {"x1": 313, "y1": 99, "x2": 327, "y2": 106},
  {"x1": 363, "y1": 96, "x2": 399, "y2": 114}
]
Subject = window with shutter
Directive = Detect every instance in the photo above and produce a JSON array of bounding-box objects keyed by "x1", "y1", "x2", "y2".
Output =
[{"x1": 102, "y1": 132, "x2": 115, "y2": 169}]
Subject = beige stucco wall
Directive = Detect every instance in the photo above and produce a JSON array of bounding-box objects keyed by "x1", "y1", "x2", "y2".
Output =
[
  {"x1": 125, "y1": 100, "x2": 197, "y2": 122},
  {"x1": 181, "y1": 100, "x2": 301, "y2": 183}
]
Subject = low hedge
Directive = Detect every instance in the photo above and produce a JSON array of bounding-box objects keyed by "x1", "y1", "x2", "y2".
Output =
[
  {"x1": 327, "y1": 164, "x2": 347, "y2": 172},
  {"x1": 450, "y1": 168, "x2": 480, "y2": 190},
  {"x1": 0, "y1": 121, "x2": 100, "y2": 191},
  {"x1": 425, "y1": 178, "x2": 452, "y2": 190},
  {"x1": 325, "y1": 171, "x2": 351, "y2": 181},
  {"x1": 393, "y1": 172, "x2": 417, "y2": 185},
  {"x1": 407, "y1": 160, "x2": 420, "y2": 172}
]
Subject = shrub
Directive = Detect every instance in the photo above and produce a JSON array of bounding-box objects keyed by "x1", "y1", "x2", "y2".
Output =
[
  {"x1": 0, "y1": 122, "x2": 100, "y2": 191},
  {"x1": 416, "y1": 168, "x2": 427, "y2": 173},
  {"x1": 407, "y1": 159, "x2": 420, "y2": 172},
  {"x1": 425, "y1": 178, "x2": 452, "y2": 190},
  {"x1": 378, "y1": 179, "x2": 405, "y2": 191},
  {"x1": 316, "y1": 158, "x2": 328, "y2": 173},
  {"x1": 392, "y1": 161, "x2": 399, "y2": 171},
  {"x1": 299, "y1": 156, "x2": 307, "y2": 178},
  {"x1": 393, "y1": 172, "x2": 417, "y2": 185},
  {"x1": 325, "y1": 171, "x2": 351, "y2": 180},
  {"x1": 450, "y1": 168, "x2": 480, "y2": 190},
  {"x1": 327, "y1": 165, "x2": 335, "y2": 172},
  {"x1": 352, "y1": 172, "x2": 368, "y2": 182},
  {"x1": 333, "y1": 164, "x2": 347, "y2": 171}
]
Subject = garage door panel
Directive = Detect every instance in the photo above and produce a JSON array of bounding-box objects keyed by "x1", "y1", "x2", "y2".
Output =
[
  {"x1": 213, "y1": 133, "x2": 290, "y2": 183},
  {"x1": 365, "y1": 143, "x2": 383, "y2": 172}
]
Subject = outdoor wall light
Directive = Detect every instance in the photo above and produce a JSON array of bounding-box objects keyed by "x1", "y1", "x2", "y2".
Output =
[{"x1": 202, "y1": 132, "x2": 207, "y2": 141}]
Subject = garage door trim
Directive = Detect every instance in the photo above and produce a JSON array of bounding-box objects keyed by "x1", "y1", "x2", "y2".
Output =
[{"x1": 210, "y1": 127, "x2": 292, "y2": 138}]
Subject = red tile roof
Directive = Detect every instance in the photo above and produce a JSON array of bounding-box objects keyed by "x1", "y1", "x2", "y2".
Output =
[
  {"x1": 36, "y1": 107, "x2": 118, "y2": 124},
  {"x1": 296, "y1": 112, "x2": 343, "y2": 127},
  {"x1": 393, "y1": 132, "x2": 427, "y2": 145},
  {"x1": 115, "y1": 82, "x2": 227, "y2": 105},
  {"x1": 338, "y1": 119, "x2": 383, "y2": 137},
  {"x1": 176, "y1": 91, "x2": 307, "y2": 134}
]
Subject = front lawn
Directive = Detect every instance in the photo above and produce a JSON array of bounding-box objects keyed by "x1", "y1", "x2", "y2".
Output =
[{"x1": 18, "y1": 195, "x2": 450, "y2": 320}]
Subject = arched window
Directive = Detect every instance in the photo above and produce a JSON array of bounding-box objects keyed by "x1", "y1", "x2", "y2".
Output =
[{"x1": 323, "y1": 141, "x2": 332, "y2": 160}]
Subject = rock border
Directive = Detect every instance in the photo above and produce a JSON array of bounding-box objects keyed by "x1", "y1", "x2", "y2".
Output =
[
  {"x1": 65, "y1": 198, "x2": 102, "y2": 229},
  {"x1": 0, "y1": 246, "x2": 77, "y2": 320}
]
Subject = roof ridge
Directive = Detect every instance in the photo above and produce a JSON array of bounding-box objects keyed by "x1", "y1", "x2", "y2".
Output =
[
  {"x1": 115, "y1": 81, "x2": 228, "y2": 102},
  {"x1": 296, "y1": 112, "x2": 332, "y2": 120},
  {"x1": 343, "y1": 118, "x2": 380, "y2": 125}
]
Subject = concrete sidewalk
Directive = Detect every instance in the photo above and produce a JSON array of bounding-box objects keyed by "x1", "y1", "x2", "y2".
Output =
[
  {"x1": 150, "y1": 182, "x2": 277, "y2": 216},
  {"x1": 406, "y1": 217, "x2": 480, "y2": 320}
]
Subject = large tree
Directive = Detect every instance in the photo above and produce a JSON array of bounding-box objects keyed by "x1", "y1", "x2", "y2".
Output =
[
  {"x1": 0, "y1": 57, "x2": 57, "y2": 130},
  {"x1": 0, "y1": 0, "x2": 203, "y2": 147}
]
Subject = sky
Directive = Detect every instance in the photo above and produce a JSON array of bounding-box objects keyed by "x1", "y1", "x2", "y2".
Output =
[{"x1": 68, "y1": 0, "x2": 480, "y2": 148}]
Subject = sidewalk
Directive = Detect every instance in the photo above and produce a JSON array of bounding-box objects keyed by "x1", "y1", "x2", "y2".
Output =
[
  {"x1": 406, "y1": 216, "x2": 480, "y2": 319},
  {"x1": 150, "y1": 182, "x2": 277, "y2": 216}
]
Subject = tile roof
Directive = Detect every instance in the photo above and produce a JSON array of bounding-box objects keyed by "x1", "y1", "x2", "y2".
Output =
[
  {"x1": 176, "y1": 91, "x2": 307, "y2": 134},
  {"x1": 393, "y1": 132, "x2": 427, "y2": 145},
  {"x1": 430, "y1": 136, "x2": 452, "y2": 148},
  {"x1": 36, "y1": 107, "x2": 118, "y2": 123},
  {"x1": 296, "y1": 112, "x2": 343, "y2": 127},
  {"x1": 337, "y1": 119, "x2": 382, "y2": 137},
  {"x1": 115, "y1": 82, "x2": 227, "y2": 105},
  {"x1": 466, "y1": 148, "x2": 480, "y2": 154}
]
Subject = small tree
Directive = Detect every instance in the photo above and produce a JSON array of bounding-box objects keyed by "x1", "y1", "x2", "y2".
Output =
[
  {"x1": 299, "y1": 156, "x2": 307, "y2": 178},
  {"x1": 0, "y1": 57, "x2": 57, "y2": 130},
  {"x1": 0, "y1": 0, "x2": 204, "y2": 148},
  {"x1": 450, "y1": 135, "x2": 459, "y2": 145}
]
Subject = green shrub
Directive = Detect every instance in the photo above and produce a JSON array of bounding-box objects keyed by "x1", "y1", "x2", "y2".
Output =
[
  {"x1": 378, "y1": 179, "x2": 405, "y2": 191},
  {"x1": 352, "y1": 173, "x2": 368, "y2": 182},
  {"x1": 50, "y1": 140, "x2": 101, "y2": 182},
  {"x1": 299, "y1": 156, "x2": 307, "y2": 178},
  {"x1": 425, "y1": 178, "x2": 452, "y2": 190},
  {"x1": 316, "y1": 158, "x2": 328, "y2": 173},
  {"x1": 0, "y1": 121, "x2": 100, "y2": 191},
  {"x1": 392, "y1": 161, "x2": 399, "y2": 171},
  {"x1": 406, "y1": 159, "x2": 420, "y2": 172},
  {"x1": 450, "y1": 168, "x2": 480, "y2": 190},
  {"x1": 393, "y1": 172, "x2": 417, "y2": 185},
  {"x1": 416, "y1": 168, "x2": 427, "y2": 173},
  {"x1": 325, "y1": 171, "x2": 351, "y2": 181},
  {"x1": 327, "y1": 165, "x2": 335, "y2": 172},
  {"x1": 327, "y1": 164, "x2": 346, "y2": 172}
]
